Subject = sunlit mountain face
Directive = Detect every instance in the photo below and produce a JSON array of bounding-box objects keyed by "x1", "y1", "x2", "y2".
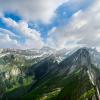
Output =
[{"x1": 0, "y1": 0, "x2": 100, "y2": 100}]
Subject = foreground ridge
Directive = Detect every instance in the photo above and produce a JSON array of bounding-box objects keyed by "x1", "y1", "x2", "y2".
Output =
[{"x1": 0, "y1": 47, "x2": 100, "y2": 100}]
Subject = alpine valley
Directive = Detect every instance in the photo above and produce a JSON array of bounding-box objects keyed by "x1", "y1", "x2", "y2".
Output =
[{"x1": 0, "y1": 47, "x2": 100, "y2": 100}]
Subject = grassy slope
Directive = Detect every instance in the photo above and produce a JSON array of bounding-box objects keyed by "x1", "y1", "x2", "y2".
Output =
[{"x1": 21, "y1": 66, "x2": 96, "y2": 100}]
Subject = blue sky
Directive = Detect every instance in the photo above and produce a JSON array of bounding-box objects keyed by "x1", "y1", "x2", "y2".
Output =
[{"x1": 0, "y1": 0, "x2": 100, "y2": 50}]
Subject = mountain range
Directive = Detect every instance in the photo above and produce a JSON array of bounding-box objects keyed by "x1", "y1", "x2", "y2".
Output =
[{"x1": 0, "y1": 47, "x2": 100, "y2": 100}]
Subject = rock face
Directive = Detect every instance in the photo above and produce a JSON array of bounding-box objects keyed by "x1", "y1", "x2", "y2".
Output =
[
  {"x1": 0, "y1": 47, "x2": 100, "y2": 100},
  {"x1": 10, "y1": 66, "x2": 21, "y2": 76}
]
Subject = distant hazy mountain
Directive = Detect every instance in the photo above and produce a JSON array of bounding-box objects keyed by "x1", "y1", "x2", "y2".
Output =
[{"x1": 0, "y1": 47, "x2": 100, "y2": 100}]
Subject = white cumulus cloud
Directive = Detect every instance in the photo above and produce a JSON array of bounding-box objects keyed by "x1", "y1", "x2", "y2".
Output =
[
  {"x1": 0, "y1": 0, "x2": 68, "y2": 23},
  {"x1": 0, "y1": 17, "x2": 44, "y2": 49},
  {"x1": 46, "y1": 0, "x2": 100, "y2": 50}
]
